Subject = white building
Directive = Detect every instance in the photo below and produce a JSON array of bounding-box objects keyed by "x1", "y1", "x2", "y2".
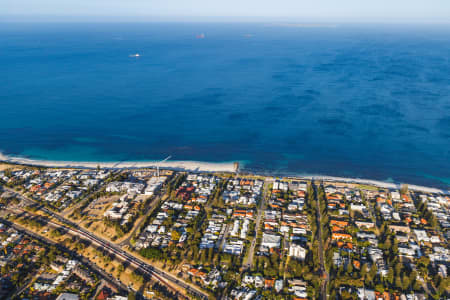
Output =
[
  {"x1": 414, "y1": 230, "x2": 430, "y2": 243},
  {"x1": 261, "y1": 233, "x2": 281, "y2": 249},
  {"x1": 223, "y1": 240, "x2": 244, "y2": 255},
  {"x1": 275, "y1": 279, "x2": 283, "y2": 293},
  {"x1": 350, "y1": 204, "x2": 366, "y2": 211},
  {"x1": 288, "y1": 244, "x2": 306, "y2": 260}
]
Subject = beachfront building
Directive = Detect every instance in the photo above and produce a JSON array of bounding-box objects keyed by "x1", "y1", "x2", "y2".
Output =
[{"x1": 222, "y1": 178, "x2": 263, "y2": 206}]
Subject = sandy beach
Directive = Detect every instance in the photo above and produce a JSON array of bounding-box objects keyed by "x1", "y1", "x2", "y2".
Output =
[
  {"x1": 299, "y1": 175, "x2": 448, "y2": 194},
  {"x1": 0, "y1": 153, "x2": 237, "y2": 173},
  {"x1": 0, "y1": 152, "x2": 448, "y2": 194}
]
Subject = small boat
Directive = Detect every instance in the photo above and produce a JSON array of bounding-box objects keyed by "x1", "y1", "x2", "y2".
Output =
[{"x1": 129, "y1": 53, "x2": 140, "y2": 57}]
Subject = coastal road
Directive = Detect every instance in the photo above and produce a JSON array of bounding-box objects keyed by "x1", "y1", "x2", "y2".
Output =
[
  {"x1": 3, "y1": 188, "x2": 209, "y2": 299},
  {"x1": 8, "y1": 207, "x2": 205, "y2": 299},
  {"x1": 0, "y1": 217, "x2": 129, "y2": 295}
]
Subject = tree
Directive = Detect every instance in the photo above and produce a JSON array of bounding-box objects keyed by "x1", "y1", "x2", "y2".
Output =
[
  {"x1": 171, "y1": 230, "x2": 181, "y2": 241},
  {"x1": 338, "y1": 264, "x2": 345, "y2": 276},
  {"x1": 437, "y1": 277, "x2": 449, "y2": 296},
  {"x1": 395, "y1": 262, "x2": 402, "y2": 276},
  {"x1": 270, "y1": 251, "x2": 279, "y2": 267},
  {"x1": 369, "y1": 263, "x2": 377, "y2": 280},
  {"x1": 402, "y1": 274, "x2": 410, "y2": 291},
  {"x1": 347, "y1": 261, "x2": 353, "y2": 274},
  {"x1": 375, "y1": 284, "x2": 384, "y2": 293},
  {"x1": 413, "y1": 279, "x2": 422, "y2": 292},
  {"x1": 341, "y1": 290, "x2": 356, "y2": 299},
  {"x1": 199, "y1": 249, "x2": 207, "y2": 264},
  {"x1": 118, "y1": 264, "x2": 125, "y2": 274},
  {"x1": 128, "y1": 292, "x2": 136, "y2": 300},
  {"x1": 387, "y1": 267, "x2": 394, "y2": 286},
  {"x1": 430, "y1": 215, "x2": 438, "y2": 228},
  {"x1": 409, "y1": 270, "x2": 417, "y2": 286},
  {"x1": 391, "y1": 238, "x2": 399, "y2": 256},
  {"x1": 417, "y1": 256, "x2": 430, "y2": 276},
  {"x1": 360, "y1": 264, "x2": 367, "y2": 279},
  {"x1": 395, "y1": 276, "x2": 402, "y2": 290},
  {"x1": 384, "y1": 237, "x2": 391, "y2": 251}
]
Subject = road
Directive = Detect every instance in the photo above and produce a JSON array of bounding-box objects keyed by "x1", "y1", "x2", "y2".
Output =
[
  {"x1": 217, "y1": 223, "x2": 230, "y2": 251},
  {"x1": 10, "y1": 269, "x2": 41, "y2": 299},
  {"x1": 3, "y1": 187, "x2": 209, "y2": 300},
  {"x1": 243, "y1": 179, "x2": 269, "y2": 270},
  {"x1": 119, "y1": 194, "x2": 162, "y2": 247},
  {"x1": 0, "y1": 217, "x2": 129, "y2": 295},
  {"x1": 314, "y1": 181, "x2": 328, "y2": 300}
]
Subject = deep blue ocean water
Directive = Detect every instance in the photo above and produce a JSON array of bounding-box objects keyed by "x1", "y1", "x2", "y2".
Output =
[{"x1": 1, "y1": 23, "x2": 449, "y2": 188}]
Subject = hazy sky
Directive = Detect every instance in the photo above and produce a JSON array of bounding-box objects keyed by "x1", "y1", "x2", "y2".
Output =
[{"x1": 2, "y1": 0, "x2": 450, "y2": 22}]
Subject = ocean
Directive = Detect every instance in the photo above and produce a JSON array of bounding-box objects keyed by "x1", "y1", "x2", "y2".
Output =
[{"x1": 1, "y1": 22, "x2": 449, "y2": 188}]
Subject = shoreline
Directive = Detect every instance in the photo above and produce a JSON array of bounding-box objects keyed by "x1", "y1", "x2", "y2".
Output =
[
  {"x1": 296, "y1": 175, "x2": 448, "y2": 194},
  {"x1": 0, "y1": 153, "x2": 237, "y2": 173},
  {"x1": 0, "y1": 153, "x2": 448, "y2": 195}
]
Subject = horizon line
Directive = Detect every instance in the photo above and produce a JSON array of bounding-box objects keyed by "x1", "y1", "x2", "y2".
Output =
[{"x1": 1, "y1": 15, "x2": 450, "y2": 24}]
